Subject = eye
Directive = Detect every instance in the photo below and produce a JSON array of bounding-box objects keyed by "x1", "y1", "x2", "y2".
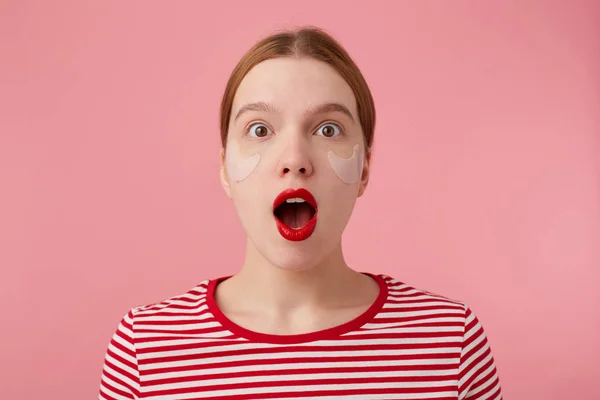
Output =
[
  {"x1": 315, "y1": 123, "x2": 341, "y2": 138},
  {"x1": 247, "y1": 123, "x2": 272, "y2": 138}
]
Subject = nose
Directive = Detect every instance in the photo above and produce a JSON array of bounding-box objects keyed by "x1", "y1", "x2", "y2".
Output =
[{"x1": 277, "y1": 137, "x2": 313, "y2": 178}]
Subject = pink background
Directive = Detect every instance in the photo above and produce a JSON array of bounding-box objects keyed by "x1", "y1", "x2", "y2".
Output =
[{"x1": 1, "y1": 1, "x2": 599, "y2": 398}]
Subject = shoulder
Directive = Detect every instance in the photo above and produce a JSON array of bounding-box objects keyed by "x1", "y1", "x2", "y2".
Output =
[
  {"x1": 380, "y1": 274, "x2": 495, "y2": 350},
  {"x1": 126, "y1": 278, "x2": 214, "y2": 322},
  {"x1": 379, "y1": 275, "x2": 496, "y2": 347},
  {"x1": 379, "y1": 274, "x2": 489, "y2": 327},
  {"x1": 381, "y1": 274, "x2": 468, "y2": 308}
]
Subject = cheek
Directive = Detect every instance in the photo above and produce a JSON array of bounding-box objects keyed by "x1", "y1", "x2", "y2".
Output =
[
  {"x1": 225, "y1": 141, "x2": 261, "y2": 182},
  {"x1": 317, "y1": 184, "x2": 359, "y2": 236},
  {"x1": 327, "y1": 144, "x2": 364, "y2": 184},
  {"x1": 230, "y1": 183, "x2": 265, "y2": 228}
]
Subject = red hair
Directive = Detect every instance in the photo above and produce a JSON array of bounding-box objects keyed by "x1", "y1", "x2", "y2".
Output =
[{"x1": 219, "y1": 26, "x2": 376, "y2": 152}]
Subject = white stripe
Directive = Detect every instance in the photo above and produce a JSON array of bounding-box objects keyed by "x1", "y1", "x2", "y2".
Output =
[
  {"x1": 135, "y1": 332, "x2": 463, "y2": 350},
  {"x1": 135, "y1": 314, "x2": 214, "y2": 322},
  {"x1": 139, "y1": 352, "x2": 459, "y2": 372},
  {"x1": 144, "y1": 385, "x2": 458, "y2": 400},
  {"x1": 272, "y1": 394, "x2": 459, "y2": 400},
  {"x1": 136, "y1": 301, "x2": 208, "y2": 314},
  {"x1": 383, "y1": 295, "x2": 462, "y2": 304},
  {"x1": 137, "y1": 337, "x2": 463, "y2": 361},
  {"x1": 134, "y1": 321, "x2": 227, "y2": 331},
  {"x1": 136, "y1": 329, "x2": 233, "y2": 340},
  {"x1": 136, "y1": 299, "x2": 207, "y2": 314},
  {"x1": 141, "y1": 361, "x2": 459, "y2": 381},
  {"x1": 379, "y1": 309, "x2": 464, "y2": 318},
  {"x1": 142, "y1": 375, "x2": 458, "y2": 394},
  {"x1": 361, "y1": 316, "x2": 465, "y2": 330},
  {"x1": 381, "y1": 300, "x2": 464, "y2": 309}
]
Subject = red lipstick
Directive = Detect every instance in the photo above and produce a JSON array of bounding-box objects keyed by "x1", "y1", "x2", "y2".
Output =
[{"x1": 272, "y1": 188, "x2": 318, "y2": 242}]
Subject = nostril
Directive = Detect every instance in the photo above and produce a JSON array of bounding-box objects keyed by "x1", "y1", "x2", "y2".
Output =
[{"x1": 282, "y1": 167, "x2": 306, "y2": 174}]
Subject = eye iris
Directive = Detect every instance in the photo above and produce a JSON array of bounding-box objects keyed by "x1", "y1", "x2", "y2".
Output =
[
  {"x1": 255, "y1": 126, "x2": 267, "y2": 137},
  {"x1": 322, "y1": 125, "x2": 335, "y2": 137}
]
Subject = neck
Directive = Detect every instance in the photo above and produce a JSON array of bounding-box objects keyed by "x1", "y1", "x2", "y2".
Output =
[{"x1": 223, "y1": 238, "x2": 367, "y2": 316}]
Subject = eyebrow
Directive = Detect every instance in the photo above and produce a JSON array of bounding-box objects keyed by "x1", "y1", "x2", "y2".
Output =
[{"x1": 233, "y1": 101, "x2": 355, "y2": 124}]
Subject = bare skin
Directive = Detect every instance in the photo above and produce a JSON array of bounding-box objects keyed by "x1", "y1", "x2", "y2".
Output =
[
  {"x1": 214, "y1": 248, "x2": 381, "y2": 335},
  {"x1": 217, "y1": 57, "x2": 379, "y2": 335}
]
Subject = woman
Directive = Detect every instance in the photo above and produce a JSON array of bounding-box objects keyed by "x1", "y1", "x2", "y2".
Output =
[{"x1": 99, "y1": 26, "x2": 502, "y2": 399}]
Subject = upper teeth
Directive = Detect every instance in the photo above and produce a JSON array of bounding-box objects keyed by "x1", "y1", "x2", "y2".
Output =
[{"x1": 286, "y1": 197, "x2": 306, "y2": 204}]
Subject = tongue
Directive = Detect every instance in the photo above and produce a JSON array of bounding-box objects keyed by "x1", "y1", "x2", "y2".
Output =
[{"x1": 280, "y1": 203, "x2": 314, "y2": 229}]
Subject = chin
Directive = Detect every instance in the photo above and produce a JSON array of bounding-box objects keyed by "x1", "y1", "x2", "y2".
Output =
[
  {"x1": 273, "y1": 245, "x2": 322, "y2": 271},
  {"x1": 261, "y1": 237, "x2": 332, "y2": 272},
  {"x1": 243, "y1": 214, "x2": 344, "y2": 272}
]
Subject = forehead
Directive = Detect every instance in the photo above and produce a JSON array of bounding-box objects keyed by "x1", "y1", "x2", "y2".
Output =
[{"x1": 232, "y1": 57, "x2": 357, "y2": 115}]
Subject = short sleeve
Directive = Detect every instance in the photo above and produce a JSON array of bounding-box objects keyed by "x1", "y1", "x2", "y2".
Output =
[
  {"x1": 458, "y1": 306, "x2": 503, "y2": 400},
  {"x1": 98, "y1": 309, "x2": 140, "y2": 399}
]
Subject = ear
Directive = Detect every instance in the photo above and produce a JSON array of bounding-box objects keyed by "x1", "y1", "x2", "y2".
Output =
[
  {"x1": 357, "y1": 149, "x2": 371, "y2": 197},
  {"x1": 219, "y1": 148, "x2": 232, "y2": 199}
]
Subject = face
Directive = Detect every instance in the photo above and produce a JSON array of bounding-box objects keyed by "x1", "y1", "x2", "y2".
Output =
[{"x1": 220, "y1": 57, "x2": 370, "y2": 271}]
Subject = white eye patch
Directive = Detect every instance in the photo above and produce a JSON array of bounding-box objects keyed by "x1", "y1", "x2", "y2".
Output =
[
  {"x1": 327, "y1": 144, "x2": 364, "y2": 184},
  {"x1": 225, "y1": 140, "x2": 261, "y2": 182}
]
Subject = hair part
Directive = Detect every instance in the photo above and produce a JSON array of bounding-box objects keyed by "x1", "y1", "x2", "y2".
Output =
[{"x1": 219, "y1": 26, "x2": 376, "y2": 152}]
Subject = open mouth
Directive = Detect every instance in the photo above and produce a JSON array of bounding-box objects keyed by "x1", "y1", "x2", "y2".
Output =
[
  {"x1": 274, "y1": 198, "x2": 316, "y2": 229},
  {"x1": 272, "y1": 188, "x2": 318, "y2": 241}
]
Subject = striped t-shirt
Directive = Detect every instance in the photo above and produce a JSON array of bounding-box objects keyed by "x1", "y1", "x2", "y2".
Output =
[{"x1": 99, "y1": 273, "x2": 502, "y2": 399}]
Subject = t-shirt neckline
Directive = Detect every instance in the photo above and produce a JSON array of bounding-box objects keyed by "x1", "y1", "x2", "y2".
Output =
[{"x1": 205, "y1": 272, "x2": 389, "y2": 344}]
